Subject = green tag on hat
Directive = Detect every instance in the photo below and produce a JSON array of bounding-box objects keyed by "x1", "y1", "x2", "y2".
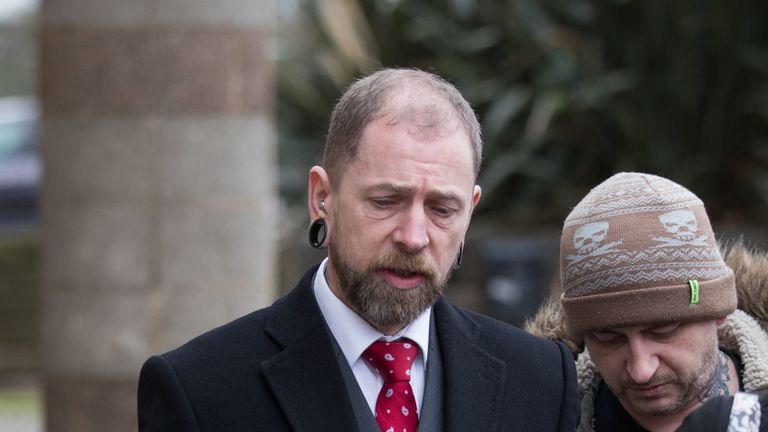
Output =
[{"x1": 688, "y1": 280, "x2": 700, "y2": 305}]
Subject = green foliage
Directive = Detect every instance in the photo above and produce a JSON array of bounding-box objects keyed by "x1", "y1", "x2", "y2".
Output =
[
  {"x1": 0, "y1": 386, "x2": 41, "y2": 416},
  {"x1": 278, "y1": 0, "x2": 768, "y2": 227}
]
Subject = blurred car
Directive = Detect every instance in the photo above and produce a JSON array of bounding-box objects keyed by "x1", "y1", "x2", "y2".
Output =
[{"x1": 0, "y1": 96, "x2": 39, "y2": 227}]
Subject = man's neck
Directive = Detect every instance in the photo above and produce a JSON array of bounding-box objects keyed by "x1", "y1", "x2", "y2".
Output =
[{"x1": 627, "y1": 351, "x2": 739, "y2": 432}]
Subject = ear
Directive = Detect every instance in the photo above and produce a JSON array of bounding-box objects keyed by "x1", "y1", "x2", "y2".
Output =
[
  {"x1": 715, "y1": 316, "x2": 728, "y2": 327},
  {"x1": 308, "y1": 166, "x2": 332, "y2": 222},
  {"x1": 459, "y1": 185, "x2": 482, "y2": 236},
  {"x1": 471, "y1": 185, "x2": 482, "y2": 210}
]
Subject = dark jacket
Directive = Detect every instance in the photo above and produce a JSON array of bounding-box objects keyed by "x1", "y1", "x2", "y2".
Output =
[
  {"x1": 138, "y1": 266, "x2": 580, "y2": 431},
  {"x1": 676, "y1": 391, "x2": 768, "y2": 432}
]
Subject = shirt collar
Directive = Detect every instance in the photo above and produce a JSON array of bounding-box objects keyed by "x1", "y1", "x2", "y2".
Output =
[{"x1": 313, "y1": 257, "x2": 431, "y2": 367}]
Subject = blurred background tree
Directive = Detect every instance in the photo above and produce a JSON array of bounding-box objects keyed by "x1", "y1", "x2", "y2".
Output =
[{"x1": 277, "y1": 0, "x2": 768, "y2": 235}]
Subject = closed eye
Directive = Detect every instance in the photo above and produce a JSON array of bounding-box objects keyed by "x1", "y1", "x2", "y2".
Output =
[
  {"x1": 431, "y1": 206, "x2": 457, "y2": 218},
  {"x1": 647, "y1": 324, "x2": 680, "y2": 340},
  {"x1": 589, "y1": 331, "x2": 623, "y2": 345},
  {"x1": 371, "y1": 198, "x2": 396, "y2": 209}
]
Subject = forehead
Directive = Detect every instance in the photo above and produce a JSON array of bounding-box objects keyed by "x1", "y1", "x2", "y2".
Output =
[
  {"x1": 349, "y1": 114, "x2": 474, "y2": 186},
  {"x1": 335, "y1": 86, "x2": 475, "y2": 186}
]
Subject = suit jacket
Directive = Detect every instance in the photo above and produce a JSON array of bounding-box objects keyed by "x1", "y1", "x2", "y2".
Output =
[{"x1": 138, "y1": 266, "x2": 579, "y2": 431}]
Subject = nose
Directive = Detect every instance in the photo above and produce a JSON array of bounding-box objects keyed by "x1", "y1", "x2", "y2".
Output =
[
  {"x1": 626, "y1": 339, "x2": 659, "y2": 384},
  {"x1": 392, "y1": 207, "x2": 430, "y2": 254}
]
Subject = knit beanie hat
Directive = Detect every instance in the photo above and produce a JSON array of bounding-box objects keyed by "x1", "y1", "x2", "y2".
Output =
[{"x1": 560, "y1": 172, "x2": 736, "y2": 336}]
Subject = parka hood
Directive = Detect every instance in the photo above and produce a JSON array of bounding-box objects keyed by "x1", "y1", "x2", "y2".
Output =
[
  {"x1": 722, "y1": 240, "x2": 768, "y2": 330},
  {"x1": 524, "y1": 297, "x2": 582, "y2": 356}
]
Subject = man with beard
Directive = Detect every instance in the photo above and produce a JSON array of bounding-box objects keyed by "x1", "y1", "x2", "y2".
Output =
[
  {"x1": 137, "y1": 68, "x2": 580, "y2": 432},
  {"x1": 525, "y1": 172, "x2": 768, "y2": 432}
]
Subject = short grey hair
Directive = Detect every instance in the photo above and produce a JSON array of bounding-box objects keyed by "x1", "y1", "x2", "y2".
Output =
[{"x1": 322, "y1": 68, "x2": 482, "y2": 187}]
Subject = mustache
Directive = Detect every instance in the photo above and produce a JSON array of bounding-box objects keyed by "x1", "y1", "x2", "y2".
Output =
[
  {"x1": 369, "y1": 251, "x2": 439, "y2": 281},
  {"x1": 619, "y1": 374, "x2": 674, "y2": 391}
]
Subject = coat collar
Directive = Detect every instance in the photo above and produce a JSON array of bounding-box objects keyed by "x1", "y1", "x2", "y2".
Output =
[
  {"x1": 433, "y1": 297, "x2": 507, "y2": 432},
  {"x1": 718, "y1": 309, "x2": 768, "y2": 392},
  {"x1": 261, "y1": 265, "x2": 361, "y2": 431},
  {"x1": 261, "y1": 266, "x2": 508, "y2": 432}
]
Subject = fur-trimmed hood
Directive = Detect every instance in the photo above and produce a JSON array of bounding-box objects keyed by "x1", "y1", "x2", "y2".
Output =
[
  {"x1": 722, "y1": 241, "x2": 768, "y2": 331},
  {"x1": 524, "y1": 297, "x2": 582, "y2": 355}
]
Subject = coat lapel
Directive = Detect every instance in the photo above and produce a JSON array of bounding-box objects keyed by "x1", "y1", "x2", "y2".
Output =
[
  {"x1": 259, "y1": 270, "x2": 507, "y2": 432},
  {"x1": 434, "y1": 298, "x2": 507, "y2": 432},
  {"x1": 261, "y1": 267, "x2": 360, "y2": 431}
]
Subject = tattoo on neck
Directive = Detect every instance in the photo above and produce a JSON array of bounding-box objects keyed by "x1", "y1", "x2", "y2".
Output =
[{"x1": 703, "y1": 351, "x2": 731, "y2": 400}]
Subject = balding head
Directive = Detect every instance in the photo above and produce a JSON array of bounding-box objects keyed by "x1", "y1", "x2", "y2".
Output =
[{"x1": 322, "y1": 68, "x2": 482, "y2": 189}]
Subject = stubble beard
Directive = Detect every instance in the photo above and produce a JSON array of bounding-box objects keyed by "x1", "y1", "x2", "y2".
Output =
[
  {"x1": 615, "y1": 342, "x2": 718, "y2": 417},
  {"x1": 328, "y1": 234, "x2": 450, "y2": 331}
]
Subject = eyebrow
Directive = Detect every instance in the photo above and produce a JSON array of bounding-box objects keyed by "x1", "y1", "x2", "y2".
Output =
[
  {"x1": 365, "y1": 183, "x2": 416, "y2": 195},
  {"x1": 364, "y1": 183, "x2": 465, "y2": 208}
]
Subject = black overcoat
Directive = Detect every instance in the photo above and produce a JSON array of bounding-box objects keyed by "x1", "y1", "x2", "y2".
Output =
[{"x1": 138, "y1": 266, "x2": 579, "y2": 431}]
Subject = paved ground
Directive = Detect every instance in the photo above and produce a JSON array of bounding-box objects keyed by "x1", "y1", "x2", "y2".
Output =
[{"x1": 0, "y1": 374, "x2": 42, "y2": 432}]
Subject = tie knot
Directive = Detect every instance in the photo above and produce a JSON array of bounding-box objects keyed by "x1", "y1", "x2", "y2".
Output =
[{"x1": 363, "y1": 339, "x2": 419, "y2": 383}]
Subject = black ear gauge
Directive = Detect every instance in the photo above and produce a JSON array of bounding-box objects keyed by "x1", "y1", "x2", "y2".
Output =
[{"x1": 308, "y1": 219, "x2": 327, "y2": 249}]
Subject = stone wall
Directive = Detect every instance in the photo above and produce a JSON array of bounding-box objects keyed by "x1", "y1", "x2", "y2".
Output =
[{"x1": 38, "y1": 1, "x2": 277, "y2": 430}]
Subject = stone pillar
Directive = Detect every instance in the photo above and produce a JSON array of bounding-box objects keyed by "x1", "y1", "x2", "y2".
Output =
[{"x1": 38, "y1": 1, "x2": 276, "y2": 431}]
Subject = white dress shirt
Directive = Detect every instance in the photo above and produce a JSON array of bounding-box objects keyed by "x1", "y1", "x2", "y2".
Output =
[{"x1": 313, "y1": 258, "x2": 431, "y2": 415}]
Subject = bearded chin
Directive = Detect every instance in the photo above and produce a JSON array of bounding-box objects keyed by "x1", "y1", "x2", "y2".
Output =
[
  {"x1": 616, "y1": 341, "x2": 719, "y2": 417},
  {"x1": 329, "y1": 246, "x2": 449, "y2": 331}
]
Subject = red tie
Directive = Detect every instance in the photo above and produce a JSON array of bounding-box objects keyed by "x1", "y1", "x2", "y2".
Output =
[{"x1": 364, "y1": 339, "x2": 420, "y2": 432}]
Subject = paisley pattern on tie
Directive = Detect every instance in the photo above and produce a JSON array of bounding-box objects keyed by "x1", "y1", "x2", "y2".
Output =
[{"x1": 364, "y1": 339, "x2": 419, "y2": 432}]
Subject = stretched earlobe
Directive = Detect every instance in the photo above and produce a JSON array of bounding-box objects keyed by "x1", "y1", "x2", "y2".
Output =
[
  {"x1": 308, "y1": 218, "x2": 328, "y2": 249},
  {"x1": 454, "y1": 243, "x2": 464, "y2": 270}
]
